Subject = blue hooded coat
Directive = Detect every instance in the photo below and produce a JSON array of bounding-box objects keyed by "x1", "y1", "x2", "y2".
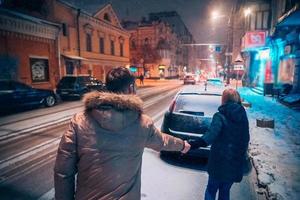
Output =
[{"x1": 202, "y1": 102, "x2": 250, "y2": 182}]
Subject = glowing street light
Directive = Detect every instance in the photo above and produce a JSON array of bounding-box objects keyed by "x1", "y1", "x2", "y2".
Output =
[
  {"x1": 211, "y1": 10, "x2": 220, "y2": 20},
  {"x1": 244, "y1": 8, "x2": 251, "y2": 17}
]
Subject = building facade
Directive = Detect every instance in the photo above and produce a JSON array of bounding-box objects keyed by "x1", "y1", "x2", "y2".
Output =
[
  {"x1": 0, "y1": 8, "x2": 60, "y2": 90},
  {"x1": 149, "y1": 11, "x2": 196, "y2": 73},
  {"x1": 232, "y1": 0, "x2": 300, "y2": 94},
  {"x1": 47, "y1": 0, "x2": 130, "y2": 82},
  {"x1": 0, "y1": 0, "x2": 130, "y2": 89},
  {"x1": 123, "y1": 19, "x2": 180, "y2": 78}
]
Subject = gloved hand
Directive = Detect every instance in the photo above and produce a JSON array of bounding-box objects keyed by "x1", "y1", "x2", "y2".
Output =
[{"x1": 188, "y1": 138, "x2": 208, "y2": 150}]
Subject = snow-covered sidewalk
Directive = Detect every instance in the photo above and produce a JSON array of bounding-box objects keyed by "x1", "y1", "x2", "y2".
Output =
[{"x1": 238, "y1": 87, "x2": 300, "y2": 200}]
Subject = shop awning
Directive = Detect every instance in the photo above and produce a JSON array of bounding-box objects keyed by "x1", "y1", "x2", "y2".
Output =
[
  {"x1": 277, "y1": 8, "x2": 300, "y2": 27},
  {"x1": 62, "y1": 54, "x2": 87, "y2": 60}
]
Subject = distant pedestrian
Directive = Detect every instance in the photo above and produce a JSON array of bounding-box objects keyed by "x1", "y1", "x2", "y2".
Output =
[
  {"x1": 188, "y1": 88, "x2": 250, "y2": 200},
  {"x1": 54, "y1": 66, "x2": 190, "y2": 200},
  {"x1": 139, "y1": 73, "x2": 144, "y2": 85}
]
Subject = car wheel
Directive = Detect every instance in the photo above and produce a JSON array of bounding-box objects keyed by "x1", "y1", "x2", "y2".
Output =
[{"x1": 44, "y1": 95, "x2": 56, "y2": 107}]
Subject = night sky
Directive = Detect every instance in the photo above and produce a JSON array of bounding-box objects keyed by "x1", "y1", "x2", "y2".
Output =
[{"x1": 70, "y1": 0, "x2": 234, "y2": 43}]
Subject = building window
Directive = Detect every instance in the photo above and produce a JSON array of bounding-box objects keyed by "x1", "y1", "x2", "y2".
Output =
[
  {"x1": 256, "y1": 11, "x2": 263, "y2": 29},
  {"x1": 65, "y1": 61, "x2": 74, "y2": 75},
  {"x1": 262, "y1": 11, "x2": 269, "y2": 29},
  {"x1": 62, "y1": 23, "x2": 68, "y2": 36},
  {"x1": 120, "y1": 43, "x2": 124, "y2": 57},
  {"x1": 110, "y1": 40, "x2": 115, "y2": 55},
  {"x1": 104, "y1": 13, "x2": 111, "y2": 22},
  {"x1": 254, "y1": 10, "x2": 269, "y2": 30},
  {"x1": 99, "y1": 37, "x2": 104, "y2": 54},
  {"x1": 86, "y1": 33, "x2": 92, "y2": 52},
  {"x1": 250, "y1": 14, "x2": 256, "y2": 30},
  {"x1": 144, "y1": 38, "x2": 149, "y2": 45},
  {"x1": 30, "y1": 58, "x2": 49, "y2": 82},
  {"x1": 131, "y1": 39, "x2": 136, "y2": 49}
]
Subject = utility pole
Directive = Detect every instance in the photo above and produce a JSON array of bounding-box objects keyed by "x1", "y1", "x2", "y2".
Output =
[{"x1": 225, "y1": 3, "x2": 235, "y2": 85}]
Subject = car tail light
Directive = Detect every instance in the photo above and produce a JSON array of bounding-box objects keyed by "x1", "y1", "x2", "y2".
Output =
[{"x1": 169, "y1": 99, "x2": 176, "y2": 113}]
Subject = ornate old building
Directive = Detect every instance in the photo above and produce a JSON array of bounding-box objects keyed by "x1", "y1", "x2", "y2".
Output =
[
  {"x1": 123, "y1": 19, "x2": 181, "y2": 78},
  {"x1": 42, "y1": 0, "x2": 130, "y2": 82},
  {"x1": 0, "y1": 0, "x2": 130, "y2": 88}
]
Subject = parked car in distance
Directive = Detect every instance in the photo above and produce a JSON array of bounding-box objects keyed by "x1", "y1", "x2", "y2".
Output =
[
  {"x1": 0, "y1": 80, "x2": 57, "y2": 112},
  {"x1": 161, "y1": 89, "x2": 222, "y2": 157},
  {"x1": 56, "y1": 75, "x2": 105, "y2": 100},
  {"x1": 183, "y1": 73, "x2": 196, "y2": 85}
]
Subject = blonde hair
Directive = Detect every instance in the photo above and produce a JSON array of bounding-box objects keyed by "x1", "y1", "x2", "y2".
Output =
[{"x1": 221, "y1": 88, "x2": 241, "y2": 105}]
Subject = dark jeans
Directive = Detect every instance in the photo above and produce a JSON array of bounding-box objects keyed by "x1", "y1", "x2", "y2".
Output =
[{"x1": 205, "y1": 176, "x2": 233, "y2": 200}]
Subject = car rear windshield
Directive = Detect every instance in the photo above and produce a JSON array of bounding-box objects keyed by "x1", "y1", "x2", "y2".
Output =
[{"x1": 174, "y1": 94, "x2": 221, "y2": 117}]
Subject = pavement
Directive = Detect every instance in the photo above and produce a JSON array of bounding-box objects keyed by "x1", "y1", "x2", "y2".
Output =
[{"x1": 238, "y1": 87, "x2": 300, "y2": 200}]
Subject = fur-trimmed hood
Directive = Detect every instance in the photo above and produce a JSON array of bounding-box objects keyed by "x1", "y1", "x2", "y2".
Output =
[
  {"x1": 82, "y1": 92, "x2": 143, "y2": 131},
  {"x1": 83, "y1": 91, "x2": 143, "y2": 113}
]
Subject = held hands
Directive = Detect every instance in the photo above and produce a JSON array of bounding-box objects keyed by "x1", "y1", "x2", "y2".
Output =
[{"x1": 181, "y1": 140, "x2": 191, "y2": 154}]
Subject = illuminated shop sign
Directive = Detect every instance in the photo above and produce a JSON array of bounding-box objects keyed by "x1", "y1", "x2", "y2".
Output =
[{"x1": 242, "y1": 31, "x2": 266, "y2": 49}]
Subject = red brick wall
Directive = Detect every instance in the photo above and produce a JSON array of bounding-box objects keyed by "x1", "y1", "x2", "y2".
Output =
[
  {"x1": 93, "y1": 65, "x2": 104, "y2": 81},
  {"x1": 0, "y1": 32, "x2": 59, "y2": 90}
]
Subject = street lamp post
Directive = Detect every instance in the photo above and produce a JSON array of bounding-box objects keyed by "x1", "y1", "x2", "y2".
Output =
[
  {"x1": 211, "y1": 5, "x2": 251, "y2": 86},
  {"x1": 211, "y1": 8, "x2": 233, "y2": 85}
]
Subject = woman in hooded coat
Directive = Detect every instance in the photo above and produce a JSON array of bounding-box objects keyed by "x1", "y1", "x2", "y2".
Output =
[{"x1": 189, "y1": 88, "x2": 250, "y2": 200}]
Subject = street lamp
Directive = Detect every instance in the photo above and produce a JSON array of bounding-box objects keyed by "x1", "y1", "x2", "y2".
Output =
[
  {"x1": 211, "y1": 10, "x2": 226, "y2": 20},
  {"x1": 211, "y1": 10, "x2": 220, "y2": 20},
  {"x1": 244, "y1": 8, "x2": 251, "y2": 17},
  {"x1": 210, "y1": 9, "x2": 232, "y2": 84}
]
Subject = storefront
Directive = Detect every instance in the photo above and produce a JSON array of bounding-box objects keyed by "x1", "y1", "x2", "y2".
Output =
[
  {"x1": 274, "y1": 8, "x2": 300, "y2": 93},
  {"x1": 241, "y1": 31, "x2": 272, "y2": 93}
]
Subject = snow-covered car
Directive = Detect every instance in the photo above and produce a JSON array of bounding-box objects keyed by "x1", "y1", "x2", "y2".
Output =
[{"x1": 160, "y1": 89, "x2": 222, "y2": 157}]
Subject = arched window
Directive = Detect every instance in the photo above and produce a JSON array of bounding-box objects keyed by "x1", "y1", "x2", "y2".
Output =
[{"x1": 104, "y1": 13, "x2": 111, "y2": 22}]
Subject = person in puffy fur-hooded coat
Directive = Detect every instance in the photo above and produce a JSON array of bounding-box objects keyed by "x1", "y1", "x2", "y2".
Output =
[{"x1": 54, "y1": 67, "x2": 190, "y2": 200}]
